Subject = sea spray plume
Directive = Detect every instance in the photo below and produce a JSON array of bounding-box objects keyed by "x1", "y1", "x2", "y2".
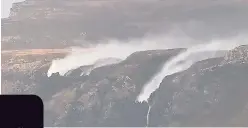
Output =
[
  {"x1": 136, "y1": 34, "x2": 248, "y2": 103},
  {"x1": 47, "y1": 35, "x2": 196, "y2": 77}
]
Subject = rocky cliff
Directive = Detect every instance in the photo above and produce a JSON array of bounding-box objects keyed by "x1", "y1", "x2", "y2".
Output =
[{"x1": 2, "y1": 45, "x2": 248, "y2": 127}]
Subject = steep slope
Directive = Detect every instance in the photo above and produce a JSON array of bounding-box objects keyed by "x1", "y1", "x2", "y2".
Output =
[{"x1": 1, "y1": 45, "x2": 248, "y2": 127}]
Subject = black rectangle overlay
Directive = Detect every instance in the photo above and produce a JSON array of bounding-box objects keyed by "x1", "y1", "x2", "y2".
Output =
[{"x1": 0, "y1": 95, "x2": 44, "y2": 128}]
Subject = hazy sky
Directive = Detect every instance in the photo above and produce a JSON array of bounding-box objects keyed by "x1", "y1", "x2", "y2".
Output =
[
  {"x1": 1, "y1": 0, "x2": 25, "y2": 18},
  {"x1": 2, "y1": 0, "x2": 248, "y2": 49}
]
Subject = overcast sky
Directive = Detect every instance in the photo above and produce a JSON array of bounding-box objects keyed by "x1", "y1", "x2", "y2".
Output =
[
  {"x1": 1, "y1": 0, "x2": 248, "y2": 49},
  {"x1": 1, "y1": 0, "x2": 25, "y2": 18}
]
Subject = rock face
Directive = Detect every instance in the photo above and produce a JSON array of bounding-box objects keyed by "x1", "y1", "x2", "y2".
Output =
[
  {"x1": 224, "y1": 45, "x2": 248, "y2": 63},
  {"x1": 2, "y1": 0, "x2": 248, "y2": 127},
  {"x1": 2, "y1": 46, "x2": 248, "y2": 127}
]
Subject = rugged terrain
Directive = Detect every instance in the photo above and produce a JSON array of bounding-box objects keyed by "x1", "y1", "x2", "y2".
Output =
[
  {"x1": 2, "y1": 0, "x2": 248, "y2": 127},
  {"x1": 2, "y1": 45, "x2": 248, "y2": 127}
]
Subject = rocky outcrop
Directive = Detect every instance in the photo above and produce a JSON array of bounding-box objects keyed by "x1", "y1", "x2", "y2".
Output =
[
  {"x1": 2, "y1": 46, "x2": 248, "y2": 127},
  {"x1": 224, "y1": 45, "x2": 248, "y2": 63},
  {"x1": 2, "y1": 0, "x2": 248, "y2": 126}
]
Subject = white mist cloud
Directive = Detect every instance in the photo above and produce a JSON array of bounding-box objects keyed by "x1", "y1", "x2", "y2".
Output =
[
  {"x1": 47, "y1": 33, "x2": 197, "y2": 77},
  {"x1": 136, "y1": 34, "x2": 248, "y2": 103}
]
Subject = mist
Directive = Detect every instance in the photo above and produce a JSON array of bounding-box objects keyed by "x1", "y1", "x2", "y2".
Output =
[
  {"x1": 47, "y1": 32, "x2": 247, "y2": 83},
  {"x1": 47, "y1": 33, "x2": 197, "y2": 77}
]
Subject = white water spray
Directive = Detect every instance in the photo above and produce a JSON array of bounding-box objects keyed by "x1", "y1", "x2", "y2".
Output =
[
  {"x1": 47, "y1": 34, "x2": 196, "y2": 77},
  {"x1": 47, "y1": 33, "x2": 247, "y2": 83},
  {"x1": 146, "y1": 104, "x2": 152, "y2": 127},
  {"x1": 136, "y1": 35, "x2": 248, "y2": 103},
  {"x1": 145, "y1": 100, "x2": 156, "y2": 127}
]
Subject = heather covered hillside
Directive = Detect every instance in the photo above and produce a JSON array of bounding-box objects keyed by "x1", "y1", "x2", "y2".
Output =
[
  {"x1": 2, "y1": 45, "x2": 248, "y2": 127},
  {"x1": 2, "y1": 0, "x2": 248, "y2": 127}
]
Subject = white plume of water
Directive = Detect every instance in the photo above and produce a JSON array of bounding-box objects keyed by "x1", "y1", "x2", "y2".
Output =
[
  {"x1": 47, "y1": 33, "x2": 247, "y2": 79},
  {"x1": 47, "y1": 34, "x2": 196, "y2": 77},
  {"x1": 136, "y1": 34, "x2": 248, "y2": 103}
]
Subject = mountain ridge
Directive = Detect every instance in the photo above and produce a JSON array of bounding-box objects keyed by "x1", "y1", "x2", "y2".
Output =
[{"x1": 2, "y1": 45, "x2": 248, "y2": 126}]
